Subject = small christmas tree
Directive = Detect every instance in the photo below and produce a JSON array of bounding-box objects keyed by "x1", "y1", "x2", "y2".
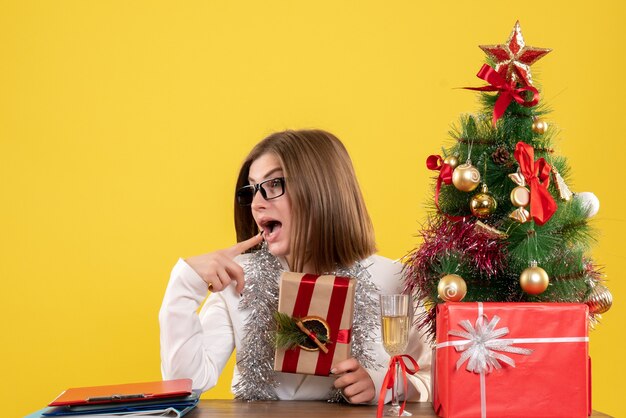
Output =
[{"x1": 404, "y1": 21, "x2": 612, "y2": 340}]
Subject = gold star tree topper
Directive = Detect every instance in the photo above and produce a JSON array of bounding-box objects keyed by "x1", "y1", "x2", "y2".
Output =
[{"x1": 479, "y1": 21, "x2": 551, "y2": 86}]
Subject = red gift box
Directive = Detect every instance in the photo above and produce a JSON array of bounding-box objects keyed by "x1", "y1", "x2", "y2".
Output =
[
  {"x1": 273, "y1": 272, "x2": 356, "y2": 376},
  {"x1": 433, "y1": 302, "x2": 590, "y2": 418}
]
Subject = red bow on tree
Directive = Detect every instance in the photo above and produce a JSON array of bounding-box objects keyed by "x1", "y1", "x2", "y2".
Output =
[
  {"x1": 376, "y1": 355, "x2": 420, "y2": 418},
  {"x1": 427, "y1": 155, "x2": 452, "y2": 214},
  {"x1": 465, "y1": 64, "x2": 540, "y2": 126},
  {"x1": 426, "y1": 155, "x2": 453, "y2": 184},
  {"x1": 514, "y1": 141, "x2": 557, "y2": 226},
  {"x1": 426, "y1": 155, "x2": 464, "y2": 222}
]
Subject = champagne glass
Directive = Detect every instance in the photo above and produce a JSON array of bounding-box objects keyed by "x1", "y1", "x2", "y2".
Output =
[{"x1": 380, "y1": 294, "x2": 411, "y2": 416}]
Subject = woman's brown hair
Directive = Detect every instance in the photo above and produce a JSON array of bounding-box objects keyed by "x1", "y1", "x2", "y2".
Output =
[{"x1": 234, "y1": 129, "x2": 376, "y2": 273}]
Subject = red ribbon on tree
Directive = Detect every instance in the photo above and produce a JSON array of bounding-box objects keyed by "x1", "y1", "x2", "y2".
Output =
[
  {"x1": 427, "y1": 155, "x2": 452, "y2": 212},
  {"x1": 465, "y1": 64, "x2": 540, "y2": 126},
  {"x1": 426, "y1": 155, "x2": 464, "y2": 222},
  {"x1": 427, "y1": 155, "x2": 453, "y2": 185},
  {"x1": 514, "y1": 141, "x2": 557, "y2": 226},
  {"x1": 376, "y1": 355, "x2": 420, "y2": 418}
]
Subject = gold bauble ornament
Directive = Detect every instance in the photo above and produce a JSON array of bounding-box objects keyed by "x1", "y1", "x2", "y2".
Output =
[
  {"x1": 452, "y1": 162, "x2": 481, "y2": 192},
  {"x1": 520, "y1": 262, "x2": 549, "y2": 295},
  {"x1": 437, "y1": 274, "x2": 467, "y2": 302},
  {"x1": 586, "y1": 284, "x2": 613, "y2": 314},
  {"x1": 470, "y1": 184, "x2": 498, "y2": 218},
  {"x1": 531, "y1": 118, "x2": 548, "y2": 134},
  {"x1": 444, "y1": 155, "x2": 460, "y2": 169}
]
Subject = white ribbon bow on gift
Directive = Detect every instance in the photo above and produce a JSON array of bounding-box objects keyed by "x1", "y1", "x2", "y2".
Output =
[{"x1": 449, "y1": 315, "x2": 533, "y2": 374}]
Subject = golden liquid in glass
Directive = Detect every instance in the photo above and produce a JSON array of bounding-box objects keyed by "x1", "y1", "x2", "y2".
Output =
[{"x1": 381, "y1": 315, "x2": 409, "y2": 355}]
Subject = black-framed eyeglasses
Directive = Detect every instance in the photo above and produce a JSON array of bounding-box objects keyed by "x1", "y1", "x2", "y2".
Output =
[{"x1": 236, "y1": 177, "x2": 286, "y2": 206}]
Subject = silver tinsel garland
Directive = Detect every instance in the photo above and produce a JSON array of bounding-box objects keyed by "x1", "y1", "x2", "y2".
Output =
[
  {"x1": 233, "y1": 244, "x2": 283, "y2": 400},
  {"x1": 233, "y1": 243, "x2": 381, "y2": 401}
]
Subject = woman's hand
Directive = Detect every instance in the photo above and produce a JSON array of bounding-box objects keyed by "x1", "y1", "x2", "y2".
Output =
[
  {"x1": 331, "y1": 357, "x2": 376, "y2": 404},
  {"x1": 184, "y1": 233, "x2": 263, "y2": 294}
]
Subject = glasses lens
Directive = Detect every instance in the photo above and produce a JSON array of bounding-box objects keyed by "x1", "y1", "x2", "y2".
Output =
[
  {"x1": 236, "y1": 186, "x2": 255, "y2": 206},
  {"x1": 261, "y1": 178, "x2": 285, "y2": 200},
  {"x1": 236, "y1": 178, "x2": 284, "y2": 206}
]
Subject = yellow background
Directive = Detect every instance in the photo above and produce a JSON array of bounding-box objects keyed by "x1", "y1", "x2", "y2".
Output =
[{"x1": 1, "y1": 2, "x2": 624, "y2": 417}]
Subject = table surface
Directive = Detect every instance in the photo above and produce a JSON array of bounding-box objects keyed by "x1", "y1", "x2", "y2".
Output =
[{"x1": 187, "y1": 400, "x2": 612, "y2": 417}]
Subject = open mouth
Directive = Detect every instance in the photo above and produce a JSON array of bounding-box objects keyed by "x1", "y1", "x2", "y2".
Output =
[{"x1": 260, "y1": 219, "x2": 283, "y2": 241}]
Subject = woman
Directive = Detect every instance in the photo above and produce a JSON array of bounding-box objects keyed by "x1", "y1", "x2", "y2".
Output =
[{"x1": 159, "y1": 129, "x2": 431, "y2": 404}]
